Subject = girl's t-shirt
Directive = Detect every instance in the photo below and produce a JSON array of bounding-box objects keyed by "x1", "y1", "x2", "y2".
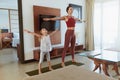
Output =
[{"x1": 40, "y1": 35, "x2": 52, "y2": 52}]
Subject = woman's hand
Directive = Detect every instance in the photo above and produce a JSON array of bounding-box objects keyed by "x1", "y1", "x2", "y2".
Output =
[
  {"x1": 82, "y1": 20, "x2": 86, "y2": 23},
  {"x1": 43, "y1": 18, "x2": 51, "y2": 21},
  {"x1": 76, "y1": 18, "x2": 86, "y2": 23}
]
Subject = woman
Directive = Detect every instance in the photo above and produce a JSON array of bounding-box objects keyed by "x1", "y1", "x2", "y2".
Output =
[{"x1": 44, "y1": 5, "x2": 85, "y2": 67}]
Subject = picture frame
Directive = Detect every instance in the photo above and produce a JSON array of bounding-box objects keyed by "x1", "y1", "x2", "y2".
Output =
[{"x1": 69, "y1": 4, "x2": 82, "y2": 22}]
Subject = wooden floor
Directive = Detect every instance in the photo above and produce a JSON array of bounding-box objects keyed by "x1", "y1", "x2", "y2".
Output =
[{"x1": 0, "y1": 48, "x2": 119, "y2": 80}]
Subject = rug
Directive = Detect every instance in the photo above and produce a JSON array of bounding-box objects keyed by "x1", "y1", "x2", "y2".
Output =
[
  {"x1": 24, "y1": 65, "x2": 117, "y2": 80},
  {"x1": 26, "y1": 61, "x2": 84, "y2": 76}
]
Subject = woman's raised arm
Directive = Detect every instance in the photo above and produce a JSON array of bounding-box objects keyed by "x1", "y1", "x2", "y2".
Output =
[
  {"x1": 43, "y1": 16, "x2": 66, "y2": 21},
  {"x1": 75, "y1": 18, "x2": 86, "y2": 23}
]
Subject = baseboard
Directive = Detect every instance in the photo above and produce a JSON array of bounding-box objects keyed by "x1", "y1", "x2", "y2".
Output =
[{"x1": 23, "y1": 59, "x2": 36, "y2": 63}]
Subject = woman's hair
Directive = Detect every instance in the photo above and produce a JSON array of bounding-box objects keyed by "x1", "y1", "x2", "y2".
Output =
[{"x1": 66, "y1": 5, "x2": 72, "y2": 13}]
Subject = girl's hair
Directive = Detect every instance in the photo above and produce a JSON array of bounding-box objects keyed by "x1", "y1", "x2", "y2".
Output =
[
  {"x1": 40, "y1": 28, "x2": 47, "y2": 35},
  {"x1": 66, "y1": 5, "x2": 72, "y2": 13}
]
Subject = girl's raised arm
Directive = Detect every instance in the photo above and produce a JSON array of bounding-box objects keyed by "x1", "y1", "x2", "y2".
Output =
[
  {"x1": 24, "y1": 29, "x2": 41, "y2": 38},
  {"x1": 49, "y1": 30, "x2": 59, "y2": 36}
]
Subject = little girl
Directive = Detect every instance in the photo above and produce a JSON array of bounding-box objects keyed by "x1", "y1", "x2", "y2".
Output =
[{"x1": 24, "y1": 28, "x2": 57, "y2": 74}]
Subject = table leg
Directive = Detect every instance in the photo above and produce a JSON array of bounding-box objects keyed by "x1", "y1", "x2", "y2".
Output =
[
  {"x1": 93, "y1": 60, "x2": 101, "y2": 73},
  {"x1": 112, "y1": 63, "x2": 119, "y2": 75},
  {"x1": 89, "y1": 58, "x2": 102, "y2": 73},
  {"x1": 102, "y1": 63, "x2": 110, "y2": 76}
]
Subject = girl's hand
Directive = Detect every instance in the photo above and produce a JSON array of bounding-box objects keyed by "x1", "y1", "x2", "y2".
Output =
[{"x1": 24, "y1": 29, "x2": 31, "y2": 33}]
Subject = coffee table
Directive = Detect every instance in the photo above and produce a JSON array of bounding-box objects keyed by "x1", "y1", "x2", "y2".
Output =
[{"x1": 80, "y1": 50, "x2": 120, "y2": 76}]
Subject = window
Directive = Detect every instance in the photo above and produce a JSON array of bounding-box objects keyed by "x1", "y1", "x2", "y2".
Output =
[
  {"x1": 94, "y1": 0, "x2": 119, "y2": 50},
  {"x1": 10, "y1": 10, "x2": 19, "y2": 33},
  {"x1": 0, "y1": 9, "x2": 19, "y2": 33},
  {"x1": 0, "y1": 10, "x2": 9, "y2": 30}
]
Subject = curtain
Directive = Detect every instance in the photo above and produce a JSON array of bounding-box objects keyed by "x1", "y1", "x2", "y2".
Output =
[
  {"x1": 85, "y1": 0, "x2": 95, "y2": 50},
  {"x1": 115, "y1": 0, "x2": 120, "y2": 50},
  {"x1": 94, "y1": 0, "x2": 120, "y2": 51},
  {"x1": 0, "y1": 33, "x2": 2, "y2": 49}
]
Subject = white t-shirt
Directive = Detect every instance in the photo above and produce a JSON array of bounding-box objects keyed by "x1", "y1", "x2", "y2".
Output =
[{"x1": 40, "y1": 35, "x2": 52, "y2": 52}]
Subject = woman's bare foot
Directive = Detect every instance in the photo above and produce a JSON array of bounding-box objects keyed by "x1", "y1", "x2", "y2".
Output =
[
  {"x1": 61, "y1": 62, "x2": 65, "y2": 67},
  {"x1": 72, "y1": 59, "x2": 76, "y2": 63},
  {"x1": 112, "y1": 67, "x2": 115, "y2": 70}
]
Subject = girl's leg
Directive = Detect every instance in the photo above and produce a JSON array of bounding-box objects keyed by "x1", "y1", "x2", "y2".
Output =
[
  {"x1": 70, "y1": 34, "x2": 76, "y2": 62},
  {"x1": 48, "y1": 61, "x2": 53, "y2": 70},
  {"x1": 62, "y1": 30, "x2": 71, "y2": 67},
  {"x1": 38, "y1": 63, "x2": 42, "y2": 74},
  {"x1": 38, "y1": 52, "x2": 45, "y2": 74},
  {"x1": 46, "y1": 52, "x2": 53, "y2": 70}
]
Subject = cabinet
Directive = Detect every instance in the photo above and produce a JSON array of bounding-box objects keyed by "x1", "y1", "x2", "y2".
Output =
[{"x1": 33, "y1": 45, "x2": 83, "y2": 60}]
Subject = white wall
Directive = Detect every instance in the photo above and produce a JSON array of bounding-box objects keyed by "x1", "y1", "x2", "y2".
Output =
[{"x1": 22, "y1": 0, "x2": 86, "y2": 60}]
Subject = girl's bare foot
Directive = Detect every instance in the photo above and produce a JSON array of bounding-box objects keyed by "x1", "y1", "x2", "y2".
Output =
[
  {"x1": 38, "y1": 64, "x2": 42, "y2": 74},
  {"x1": 49, "y1": 67, "x2": 53, "y2": 71},
  {"x1": 38, "y1": 70, "x2": 42, "y2": 74}
]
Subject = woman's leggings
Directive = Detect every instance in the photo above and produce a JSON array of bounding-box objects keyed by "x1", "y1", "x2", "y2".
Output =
[{"x1": 62, "y1": 30, "x2": 76, "y2": 62}]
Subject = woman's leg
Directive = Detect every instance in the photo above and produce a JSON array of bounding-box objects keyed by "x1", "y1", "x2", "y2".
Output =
[
  {"x1": 46, "y1": 52, "x2": 53, "y2": 70},
  {"x1": 38, "y1": 51, "x2": 45, "y2": 74},
  {"x1": 70, "y1": 34, "x2": 76, "y2": 62},
  {"x1": 62, "y1": 30, "x2": 72, "y2": 67}
]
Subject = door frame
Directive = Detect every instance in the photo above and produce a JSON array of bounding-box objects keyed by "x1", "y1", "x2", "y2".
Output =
[{"x1": 18, "y1": 0, "x2": 25, "y2": 63}]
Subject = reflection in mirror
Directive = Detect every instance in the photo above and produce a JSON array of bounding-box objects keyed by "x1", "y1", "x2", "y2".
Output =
[
  {"x1": 0, "y1": 0, "x2": 23, "y2": 63},
  {"x1": 0, "y1": 9, "x2": 20, "y2": 49}
]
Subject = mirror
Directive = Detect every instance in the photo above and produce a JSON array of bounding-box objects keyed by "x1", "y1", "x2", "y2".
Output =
[{"x1": 0, "y1": 0, "x2": 24, "y2": 63}]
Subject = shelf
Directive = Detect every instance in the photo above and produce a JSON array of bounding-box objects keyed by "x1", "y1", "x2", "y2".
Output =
[{"x1": 33, "y1": 45, "x2": 83, "y2": 60}]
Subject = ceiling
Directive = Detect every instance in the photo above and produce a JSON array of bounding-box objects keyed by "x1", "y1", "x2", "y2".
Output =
[
  {"x1": 0, "y1": 0, "x2": 17, "y2": 3},
  {"x1": 0, "y1": 0, "x2": 18, "y2": 9}
]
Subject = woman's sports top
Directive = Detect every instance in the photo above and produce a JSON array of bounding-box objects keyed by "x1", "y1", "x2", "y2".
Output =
[{"x1": 66, "y1": 17, "x2": 76, "y2": 27}]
